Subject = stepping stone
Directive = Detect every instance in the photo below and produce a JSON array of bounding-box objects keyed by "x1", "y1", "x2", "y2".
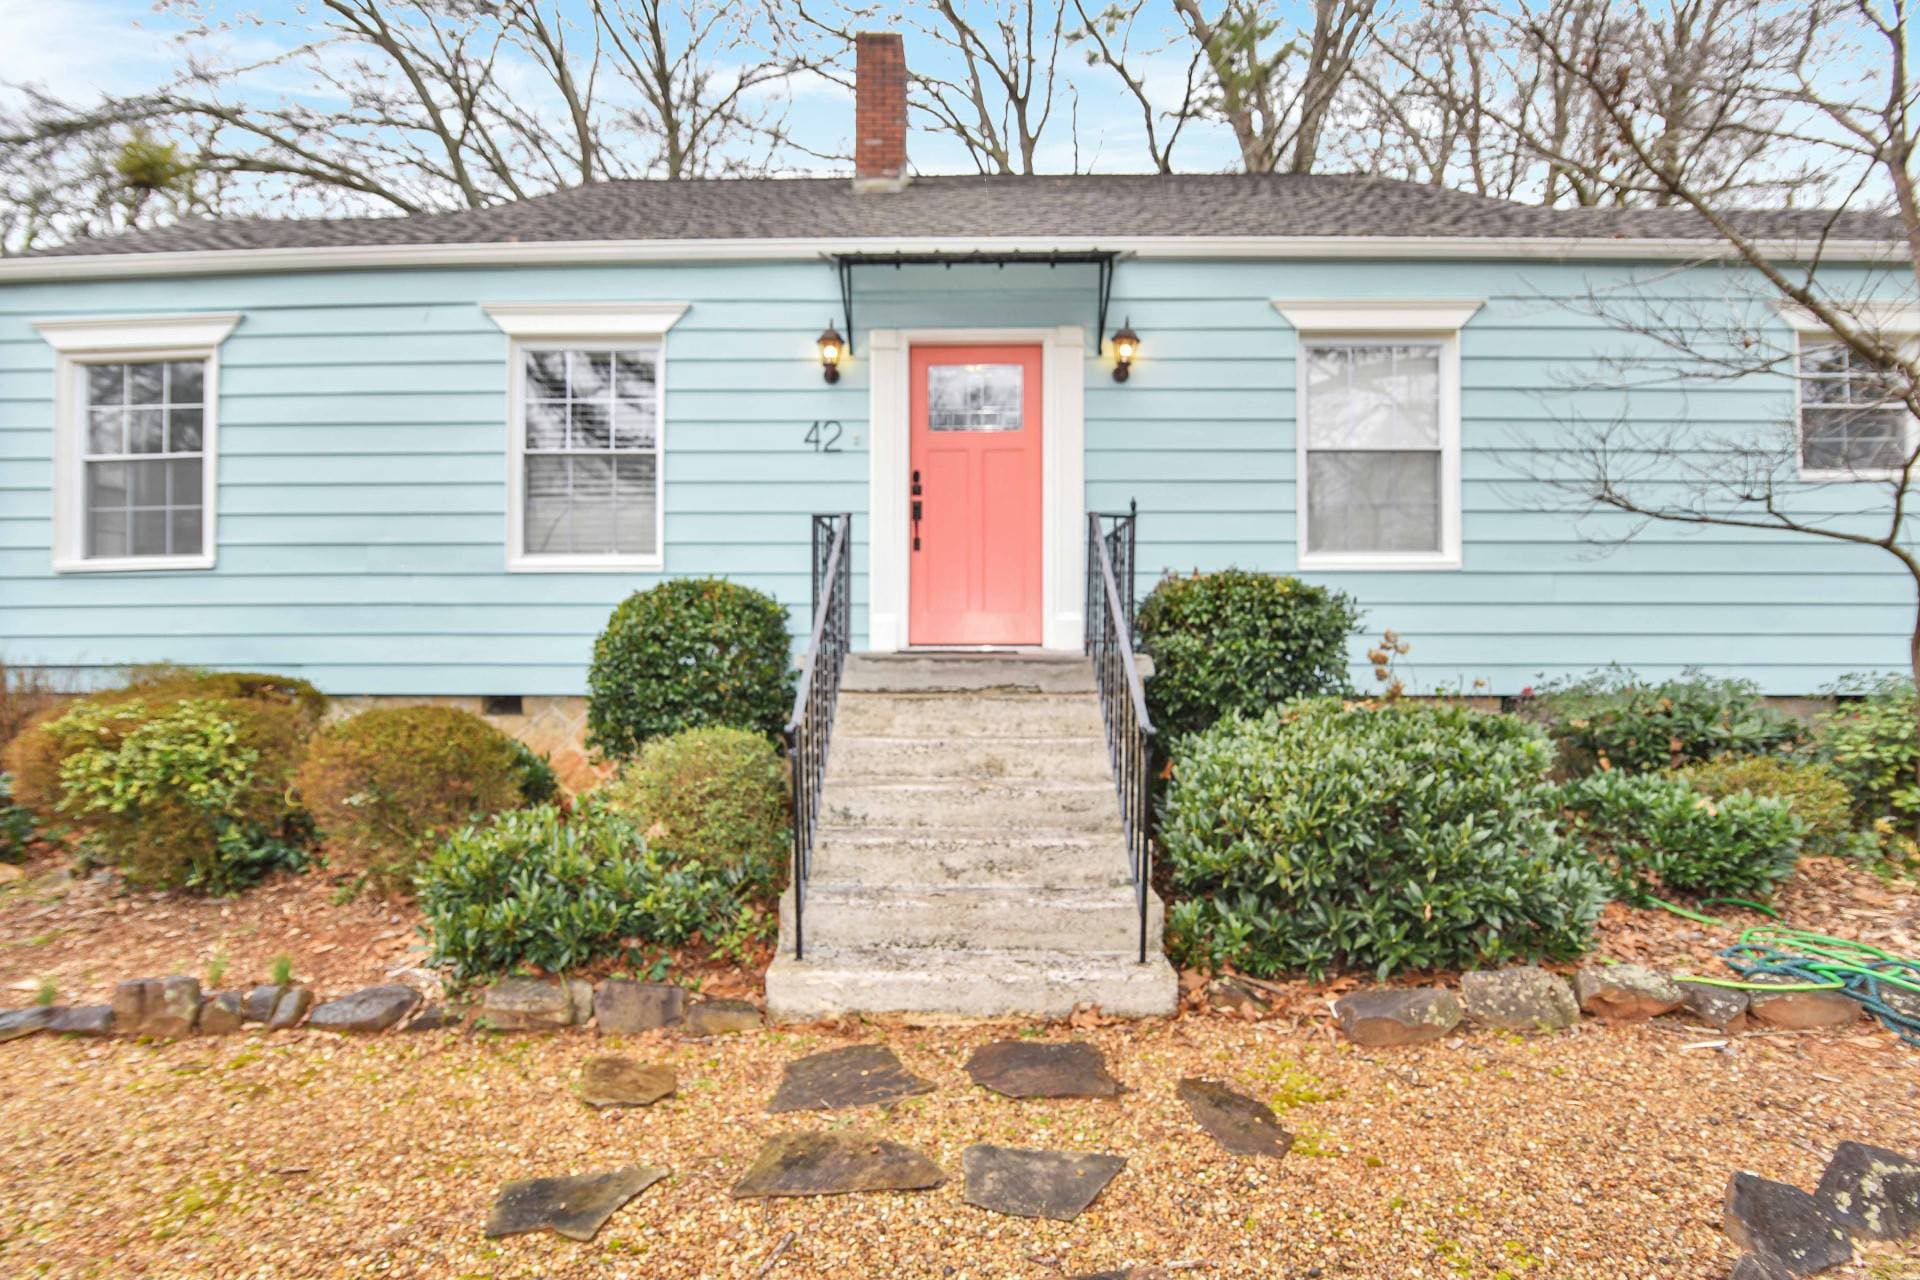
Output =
[
  {"x1": 112, "y1": 976, "x2": 201, "y2": 1038},
  {"x1": 961, "y1": 1144, "x2": 1126, "y2": 1221},
  {"x1": 1816, "y1": 1141, "x2": 1920, "y2": 1241},
  {"x1": 685, "y1": 999, "x2": 762, "y2": 1036},
  {"x1": 1731, "y1": 1256, "x2": 1793, "y2": 1280},
  {"x1": 308, "y1": 984, "x2": 419, "y2": 1033},
  {"x1": 1334, "y1": 988, "x2": 1461, "y2": 1046},
  {"x1": 1679, "y1": 982, "x2": 1750, "y2": 1032},
  {"x1": 965, "y1": 1040, "x2": 1122, "y2": 1099},
  {"x1": 198, "y1": 992, "x2": 246, "y2": 1035},
  {"x1": 46, "y1": 1006, "x2": 112, "y2": 1037},
  {"x1": 1176, "y1": 1078, "x2": 1292, "y2": 1159},
  {"x1": 579, "y1": 1056, "x2": 676, "y2": 1109},
  {"x1": 731, "y1": 1131, "x2": 945, "y2": 1198},
  {"x1": 1724, "y1": 1171, "x2": 1852, "y2": 1275},
  {"x1": 482, "y1": 977, "x2": 590, "y2": 1031},
  {"x1": 594, "y1": 980, "x2": 683, "y2": 1034},
  {"x1": 1745, "y1": 978, "x2": 1862, "y2": 1030},
  {"x1": 767, "y1": 1044, "x2": 933, "y2": 1113},
  {"x1": 484, "y1": 1164, "x2": 667, "y2": 1241},
  {"x1": 1460, "y1": 967, "x2": 1578, "y2": 1031},
  {"x1": 0, "y1": 1006, "x2": 53, "y2": 1042},
  {"x1": 1572, "y1": 964, "x2": 1683, "y2": 1020}
]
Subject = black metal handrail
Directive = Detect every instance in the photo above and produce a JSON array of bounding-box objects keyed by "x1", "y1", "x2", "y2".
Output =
[
  {"x1": 785, "y1": 512, "x2": 853, "y2": 961},
  {"x1": 1084, "y1": 503, "x2": 1154, "y2": 965}
]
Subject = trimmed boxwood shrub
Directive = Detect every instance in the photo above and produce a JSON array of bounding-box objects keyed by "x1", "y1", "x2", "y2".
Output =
[
  {"x1": 594, "y1": 725, "x2": 789, "y2": 892},
  {"x1": 1160, "y1": 698, "x2": 1607, "y2": 979},
  {"x1": 1137, "y1": 570, "x2": 1359, "y2": 740},
  {"x1": 1556, "y1": 770, "x2": 1807, "y2": 901},
  {"x1": 1677, "y1": 754, "x2": 1858, "y2": 858},
  {"x1": 296, "y1": 705, "x2": 534, "y2": 892},
  {"x1": 1525, "y1": 667, "x2": 1798, "y2": 775},
  {"x1": 120, "y1": 665, "x2": 328, "y2": 727},
  {"x1": 586, "y1": 578, "x2": 794, "y2": 761},
  {"x1": 1813, "y1": 675, "x2": 1920, "y2": 841},
  {"x1": 416, "y1": 802, "x2": 775, "y2": 983}
]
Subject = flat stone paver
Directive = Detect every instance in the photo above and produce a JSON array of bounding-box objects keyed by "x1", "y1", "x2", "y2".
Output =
[
  {"x1": 730, "y1": 1132, "x2": 945, "y2": 1198},
  {"x1": 579, "y1": 1056, "x2": 676, "y2": 1109},
  {"x1": 961, "y1": 1144, "x2": 1126, "y2": 1221},
  {"x1": 965, "y1": 1040, "x2": 1121, "y2": 1099},
  {"x1": 1176, "y1": 1078, "x2": 1292, "y2": 1159},
  {"x1": 484, "y1": 1165, "x2": 667, "y2": 1241},
  {"x1": 767, "y1": 1044, "x2": 933, "y2": 1113}
]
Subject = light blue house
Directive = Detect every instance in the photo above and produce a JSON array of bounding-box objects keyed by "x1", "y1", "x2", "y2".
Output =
[{"x1": 1, "y1": 35, "x2": 1911, "y2": 711}]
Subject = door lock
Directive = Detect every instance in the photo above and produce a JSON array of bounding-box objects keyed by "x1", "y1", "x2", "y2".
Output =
[{"x1": 911, "y1": 470, "x2": 923, "y2": 551}]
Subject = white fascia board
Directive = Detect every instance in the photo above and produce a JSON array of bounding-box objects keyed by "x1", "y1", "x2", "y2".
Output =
[
  {"x1": 0, "y1": 235, "x2": 1904, "y2": 283},
  {"x1": 1273, "y1": 298, "x2": 1485, "y2": 332},
  {"x1": 482, "y1": 300, "x2": 689, "y2": 339},
  {"x1": 33, "y1": 312, "x2": 241, "y2": 352}
]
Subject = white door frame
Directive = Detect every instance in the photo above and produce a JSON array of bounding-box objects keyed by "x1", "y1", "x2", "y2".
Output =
[{"x1": 866, "y1": 325, "x2": 1086, "y2": 652}]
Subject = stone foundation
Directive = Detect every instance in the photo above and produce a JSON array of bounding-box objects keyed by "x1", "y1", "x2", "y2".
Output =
[{"x1": 326, "y1": 695, "x2": 604, "y2": 793}]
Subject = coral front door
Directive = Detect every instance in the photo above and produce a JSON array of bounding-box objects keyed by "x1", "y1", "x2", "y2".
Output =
[{"x1": 908, "y1": 344, "x2": 1045, "y2": 646}]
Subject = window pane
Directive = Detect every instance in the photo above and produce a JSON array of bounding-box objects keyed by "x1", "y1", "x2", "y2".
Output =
[
  {"x1": 129, "y1": 458, "x2": 168, "y2": 506},
  {"x1": 928, "y1": 364, "x2": 1023, "y2": 431},
  {"x1": 89, "y1": 507, "x2": 128, "y2": 558},
  {"x1": 87, "y1": 409, "x2": 123, "y2": 455},
  {"x1": 128, "y1": 409, "x2": 166, "y2": 453},
  {"x1": 1307, "y1": 451, "x2": 1442, "y2": 554},
  {"x1": 526, "y1": 401, "x2": 567, "y2": 450},
  {"x1": 615, "y1": 352, "x2": 656, "y2": 401},
  {"x1": 1803, "y1": 406, "x2": 1907, "y2": 472},
  {"x1": 569, "y1": 457, "x2": 616, "y2": 554},
  {"x1": 524, "y1": 456, "x2": 570, "y2": 554},
  {"x1": 128, "y1": 363, "x2": 165, "y2": 406},
  {"x1": 130, "y1": 509, "x2": 167, "y2": 556},
  {"x1": 569, "y1": 351, "x2": 613, "y2": 399},
  {"x1": 569, "y1": 401, "x2": 611, "y2": 450},
  {"x1": 614, "y1": 456, "x2": 658, "y2": 555},
  {"x1": 87, "y1": 461, "x2": 128, "y2": 510},
  {"x1": 169, "y1": 458, "x2": 203, "y2": 506},
  {"x1": 86, "y1": 364, "x2": 125, "y2": 408},
  {"x1": 168, "y1": 507, "x2": 203, "y2": 556},
  {"x1": 613, "y1": 399, "x2": 656, "y2": 450},
  {"x1": 526, "y1": 351, "x2": 569, "y2": 400},
  {"x1": 1306, "y1": 343, "x2": 1440, "y2": 449},
  {"x1": 167, "y1": 361, "x2": 205, "y2": 404},
  {"x1": 168, "y1": 407, "x2": 204, "y2": 453}
]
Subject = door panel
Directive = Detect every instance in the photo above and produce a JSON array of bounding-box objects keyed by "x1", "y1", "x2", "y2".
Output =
[{"x1": 909, "y1": 344, "x2": 1044, "y2": 646}]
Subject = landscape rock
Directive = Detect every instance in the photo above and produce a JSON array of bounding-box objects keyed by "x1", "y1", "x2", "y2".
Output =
[
  {"x1": 965, "y1": 1040, "x2": 1122, "y2": 1099},
  {"x1": 594, "y1": 980, "x2": 684, "y2": 1034},
  {"x1": 579, "y1": 1056, "x2": 676, "y2": 1109},
  {"x1": 403, "y1": 1004, "x2": 462, "y2": 1032},
  {"x1": 0, "y1": 1006, "x2": 53, "y2": 1042},
  {"x1": 1573, "y1": 964, "x2": 1683, "y2": 1020},
  {"x1": 265, "y1": 986, "x2": 313, "y2": 1030},
  {"x1": 1206, "y1": 976, "x2": 1271, "y2": 1015},
  {"x1": 731, "y1": 1131, "x2": 945, "y2": 1197},
  {"x1": 685, "y1": 999, "x2": 762, "y2": 1036},
  {"x1": 1334, "y1": 988, "x2": 1462, "y2": 1046},
  {"x1": 308, "y1": 984, "x2": 419, "y2": 1033},
  {"x1": 1461, "y1": 967, "x2": 1578, "y2": 1031},
  {"x1": 1176, "y1": 1078, "x2": 1292, "y2": 1159},
  {"x1": 767, "y1": 1043, "x2": 934, "y2": 1113},
  {"x1": 1071, "y1": 1271, "x2": 1171, "y2": 1280},
  {"x1": 241, "y1": 984, "x2": 290, "y2": 1022},
  {"x1": 1746, "y1": 978, "x2": 1862, "y2": 1031},
  {"x1": 46, "y1": 1005, "x2": 113, "y2": 1037},
  {"x1": 961, "y1": 1144, "x2": 1126, "y2": 1221},
  {"x1": 1815, "y1": 1141, "x2": 1920, "y2": 1241},
  {"x1": 385, "y1": 966, "x2": 446, "y2": 1003},
  {"x1": 1730, "y1": 1255, "x2": 1793, "y2": 1280},
  {"x1": 481, "y1": 977, "x2": 583, "y2": 1031},
  {"x1": 1724, "y1": 1171, "x2": 1852, "y2": 1276},
  {"x1": 197, "y1": 992, "x2": 246, "y2": 1035},
  {"x1": 1679, "y1": 983, "x2": 1750, "y2": 1033},
  {"x1": 484, "y1": 1164, "x2": 667, "y2": 1241},
  {"x1": 112, "y1": 976, "x2": 201, "y2": 1039}
]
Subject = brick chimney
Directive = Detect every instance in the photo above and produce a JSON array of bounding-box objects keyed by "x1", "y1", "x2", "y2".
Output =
[{"x1": 853, "y1": 32, "x2": 908, "y2": 192}]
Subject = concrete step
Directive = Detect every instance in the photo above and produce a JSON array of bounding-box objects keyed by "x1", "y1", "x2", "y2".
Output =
[
  {"x1": 827, "y1": 733, "x2": 1113, "y2": 783},
  {"x1": 820, "y1": 779, "x2": 1123, "y2": 833},
  {"x1": 766, "y1": 943, "x2": 1180, "y2": 1020},
  {"x1": 836, "y1": 691, "x2": 1106, "y2": 739},
  {"x1": 809, "y1": 829, "x2": 1132, "y2": 888},
  {"x1": 784, "y1": 881, "x2": 1160, "y2": 954},
  {"x1": 842, "y1": 652, "x2": 1097, "y2": 695}
]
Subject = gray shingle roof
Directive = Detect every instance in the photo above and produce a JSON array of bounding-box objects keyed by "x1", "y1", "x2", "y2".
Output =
[{"x1": 29, "y1": 172, "x2": 1900, "y2": 257}]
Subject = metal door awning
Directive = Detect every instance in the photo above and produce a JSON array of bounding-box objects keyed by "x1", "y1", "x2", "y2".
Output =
[{"x1": 830, "y1": 249, "x2": 1120, "y2": 355}]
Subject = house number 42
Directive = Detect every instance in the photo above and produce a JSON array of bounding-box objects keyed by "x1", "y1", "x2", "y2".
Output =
[{"x1": 805, "y1": 420, "x2": 844, "y2": 452}]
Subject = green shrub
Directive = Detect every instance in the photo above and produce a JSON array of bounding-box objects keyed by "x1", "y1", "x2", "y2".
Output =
[
  {"x1": 416, "y1": 802, "x2": 774, "y2": 983},
  {"x1": 506, "y1": 738, "x2": 560, "y2": 805},
  {"x1": 1677, "y1": 754, "x2": 1860, "y2": 858},
  {"x1": 35, "y1": 696, "x2": 309, "y2": 892},
  {"x1": 1814, "y1": 675, "x2": 1920, "y2": 840},
  {"x1": 586, "y1": 578, "x2": 795, "y2": 761},
  {"x1": 1556, "y1": 771, "x2": 1806, "y2": 901},
  {"x1": 297, "y1": 705, "x2": 529, "y2": 893},
  {"x1": 1137, "y1": 570, "x2": 1360, "y2": 740},
  {"x1": 0, "y1": 774, "x2": 37, "y2": 864},
  {"x1": 1526, "y1": 667, "x2": 1799, "y2": 775},
  {"x1": 122, "y1": 665, "x2": 328, "y2": 727},
  {"x1": 594, "y1": 725, "x2": 788, "y2": 891},
  {"x1": 1160, "y1": 699, "x2": 1606, "y2": 979}
]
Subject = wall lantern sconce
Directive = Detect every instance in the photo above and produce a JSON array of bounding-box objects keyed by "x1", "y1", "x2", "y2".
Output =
[
  {"x1": 817, "y1": 322, "x2": 845, "y2": 384},
  {"x1": 1110, "y1": 318, "x2": 1139, "y2": 383}
]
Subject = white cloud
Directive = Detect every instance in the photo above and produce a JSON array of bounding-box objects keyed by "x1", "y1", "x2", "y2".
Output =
[{"x1": 0, "y1": 0, "x2": 185, "y2": 103}]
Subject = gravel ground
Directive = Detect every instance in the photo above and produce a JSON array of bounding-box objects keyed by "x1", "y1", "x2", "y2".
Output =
[{"x1": 1, "y1": 1016, "x2": 1915, "y2": 1280}]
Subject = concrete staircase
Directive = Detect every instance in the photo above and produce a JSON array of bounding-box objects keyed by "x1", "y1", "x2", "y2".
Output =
[{"x1": 765, "y1": 652, "x2": 1179, "y2": 1020}]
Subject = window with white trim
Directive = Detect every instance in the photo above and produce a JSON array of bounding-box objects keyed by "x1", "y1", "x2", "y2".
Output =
[
  {"x1": 1797, "y1": 337, "x2": 1916, "y2": 477},
  {"x1": 34, "y1": 312, "x2": 238, "y2": 573}
]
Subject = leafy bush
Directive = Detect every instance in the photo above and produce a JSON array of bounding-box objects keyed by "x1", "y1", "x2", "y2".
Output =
[
  {"x1": 121, "y1": 665, "x2": 327, "y2": 727},
  {"x1": 587, "y1": 578, "x2": 795, "y2": 762},
  {"x1": 1160, "y1": 699, "x2": 1607, "y2": 979},
  {"x1": 1137, "y1": 571, "x2": 1360, "y2": 740},
  {"x1": 416, "y1": 802, "x2": 774, "y2": 983},
  {"x1": 1556, "y1": 771, "x2": 1806, "y2": 901},
  {"x1": 0, "y1": 774, "x2": 37, "y2": 864},
  {"x1": 297, "y1": 705, "x2": 532, "y2": 892},
  {"x1": 1814, "y1": 675, "x2": 1920, "y2": 840},
  {"x1": 26, "y1": 696, "x2": 309, "y2": 892},
  {"x1": 594, "y1": 725, "x2": 788, "y2": 890},
  {"x1": 506, "y1": 738, "x2": 560, "y2": 805},
  {"x1": 1677, "y1": 754, "x2": 1859, "y2": 858},
  {"x1": 1526, "y1": 667, "x2": 1799, "y2": 775}
]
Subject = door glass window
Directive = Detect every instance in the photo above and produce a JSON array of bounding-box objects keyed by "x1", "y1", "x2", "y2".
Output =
[{"x1": 928, "y1": 363, "x2": 1023, "y2": 431}]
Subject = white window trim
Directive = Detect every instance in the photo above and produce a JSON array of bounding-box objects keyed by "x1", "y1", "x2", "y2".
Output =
[
  {"x1": 485, "y1": 302, "x2": 687, "y2": 572},
  {"x1": 34, "y1": 312, "x2": 239, "y2": 573},
  {"x1": 1781, "y1": 309, "x2": 1920, "y2": 483},
  {"x1": 1274, "y1": 300, "x2": 1479, "y2": 571}
]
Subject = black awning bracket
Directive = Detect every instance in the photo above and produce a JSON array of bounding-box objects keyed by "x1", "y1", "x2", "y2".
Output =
[{"x1": 828, "y1": 249, "x2": 1122, "y2": 358}]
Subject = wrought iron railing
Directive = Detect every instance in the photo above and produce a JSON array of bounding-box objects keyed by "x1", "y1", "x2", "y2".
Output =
[
  {"x1": 1084, "y1": 503, "x2": 1154, "y2": 964},
  {"x1": 785, "y1": 512, "x2": 853, "y2": 961}
]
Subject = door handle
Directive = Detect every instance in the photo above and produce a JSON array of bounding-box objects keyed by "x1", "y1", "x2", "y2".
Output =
[{"x1": 911, "y1": 470, "x2": 922, "y2": 551}]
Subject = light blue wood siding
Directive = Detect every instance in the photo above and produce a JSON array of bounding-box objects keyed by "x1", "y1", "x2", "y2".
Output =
[{"x1": 1, "y1": 255, "x2": 1910, "y2": 695}]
